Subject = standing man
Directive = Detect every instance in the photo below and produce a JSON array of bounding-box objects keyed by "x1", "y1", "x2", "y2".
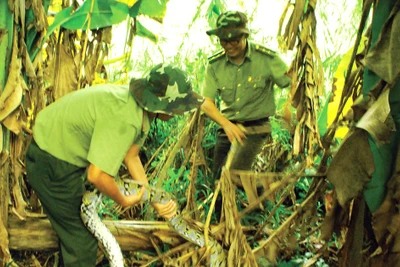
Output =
[
  {"x1": 201, "y1": 10, "x2": 292, "y2": 178},
  {"x1": 25, "y1": 63, "x2": 204, "y2": 267}
]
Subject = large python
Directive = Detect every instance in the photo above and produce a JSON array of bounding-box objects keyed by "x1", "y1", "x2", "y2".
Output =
[{"x1": 80, "y1": 177, "x2": 226, "y2": 267}]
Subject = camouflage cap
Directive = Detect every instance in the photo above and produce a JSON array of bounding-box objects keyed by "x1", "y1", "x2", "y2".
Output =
[
  {"x1": 206, "y1": 11, "x2": 249, "y2": 39},
  {"x1": 130, "y1": 63, "x2": 204, "y2": 116}
]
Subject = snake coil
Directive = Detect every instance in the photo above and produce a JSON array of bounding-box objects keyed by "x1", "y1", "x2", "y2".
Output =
[{"x1": 80, "y1": 178, "x2": 226, "y2": 267}]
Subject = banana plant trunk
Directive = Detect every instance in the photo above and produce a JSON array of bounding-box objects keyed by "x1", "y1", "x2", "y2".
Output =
[{"x1": 0, "y1": 0, "x2": 14, "y2": 266}]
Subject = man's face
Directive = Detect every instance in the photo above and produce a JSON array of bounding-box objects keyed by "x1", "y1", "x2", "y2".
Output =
[{"x1": 219, "y1": 34, "x2": 247, "y2": 58}]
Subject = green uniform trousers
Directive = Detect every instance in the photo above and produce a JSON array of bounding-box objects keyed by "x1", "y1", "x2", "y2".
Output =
[{"x1": 26, "y1": 140, "x2": 98, "y2": 267}]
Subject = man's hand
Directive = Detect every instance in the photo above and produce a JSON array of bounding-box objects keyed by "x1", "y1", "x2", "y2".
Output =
[
  {"x1": 200, "y1": 98, "x2": 246, "y2": 144},
  {"x1": 151, "y1": 200, "x2": 177, "y2": 219},
  {"x1": 123, "y1": 145, "x2": 177, "y2": 219},
  {"x1": 222, "y1": 121, "x2": 246, "y2": 145},
  {"x1": 88, "y1": 164, "x2": 146, "y2": 207}
]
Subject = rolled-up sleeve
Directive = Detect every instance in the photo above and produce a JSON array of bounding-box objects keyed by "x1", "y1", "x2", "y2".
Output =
[
  {"x1": 270, "y1": 56, "x2": 291, "y2": 88},
  {"x1": 87, "y1": 118, "x2": 137, "y2": 176}
]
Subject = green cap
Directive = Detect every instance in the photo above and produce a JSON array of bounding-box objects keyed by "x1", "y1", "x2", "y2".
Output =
[
  {"x1": 206, "y1": 11, "x2": 249, "y2": 39},
  {"x1": 130, "y1": 63, "x2": 204, "y2": 116}
]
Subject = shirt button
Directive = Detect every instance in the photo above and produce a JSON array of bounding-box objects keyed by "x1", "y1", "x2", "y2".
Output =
[
  {"x1": 238, "y1": 83, "x2": 241, "y2": 87},
  {"x1": 235, "y1": 111, "x2": 240, "y2": 115},
  {"x1": 238, "y1": 68, "x2": 241, "y2": 72},
  {"x1": 253, "y1": 84, "x2": 257, "y2": 88},
  {"x1": 236, "y1": 97, "x2": 240, "y2": 102},
  {"x1": 248, "y1": 77, "x2": 252, "y2": 82}
]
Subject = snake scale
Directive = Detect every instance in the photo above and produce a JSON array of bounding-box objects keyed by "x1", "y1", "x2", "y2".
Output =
[{"x1": 80, "y1": 178, "x2": 226, "y2": 267}]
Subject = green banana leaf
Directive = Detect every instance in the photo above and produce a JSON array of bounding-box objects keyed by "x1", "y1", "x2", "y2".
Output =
[
  {"x1": 130, "y1": 0, "x2": 168, "y2": 22},
  {"x1": 50, "y1": 0, "x2": 129, "y2": 31},
  {"x1": 129, "y1": 0, "x2": 142, "y2": 17},
  {"x1": 130, "y1": 0, "x2": 168, "y2": 42},
  {"x1": 27, "y1": 0, "x2": 51, "y2": 55},
  {"x1": 45, "y1": 0, "x2": 168, "y2": 41},
  {"x1": 135, "y1": 20, "x2": 158, "y2": 43},
  {"x1": 36, "y1": 0, "x2": 168, "y2": 58},
  {"x1": 318, "y1": 93, "x2": 329, "y2": 137},
  {"x1": 206, "y1": 0, "x2": 225, "y2": 28}
]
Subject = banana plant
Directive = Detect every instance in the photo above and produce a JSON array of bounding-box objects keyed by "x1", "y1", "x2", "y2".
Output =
[{"x1": 33, "y1": 0, "x2": 170, "y2": 59}]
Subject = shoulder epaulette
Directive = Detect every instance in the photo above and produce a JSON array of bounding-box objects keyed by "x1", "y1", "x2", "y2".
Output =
[
  {"x1": 208, "y1": 50, "x2": 225, "y2": 64},
  {"x1": 254, "y1": 44, "x2": 277, "y2": 57}
]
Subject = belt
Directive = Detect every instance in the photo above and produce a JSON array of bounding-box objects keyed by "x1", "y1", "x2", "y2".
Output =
[{"x1": 230, "y1": 117, "x2": 269, "y2": 127}]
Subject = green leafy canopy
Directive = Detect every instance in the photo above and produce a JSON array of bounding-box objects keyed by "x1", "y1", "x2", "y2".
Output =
[{"x1": 42, "y1": 0, "x2": 168, "y2": 50}]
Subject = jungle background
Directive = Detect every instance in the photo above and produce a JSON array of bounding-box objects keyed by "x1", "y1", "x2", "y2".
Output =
[{"x1": 0, "y1": 0, "x2": 399, "y2": 266}]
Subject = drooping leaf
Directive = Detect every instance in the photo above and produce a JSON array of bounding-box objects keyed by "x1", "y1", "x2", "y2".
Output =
[
  {"x1": 135, "y1": 20, "x2": 158, "y2": 43},
  {"x1": 326, "y1": 128, "x2": 375, "y2": 207},
  {"x1": 362, "y1": 0, "x2": 400, "y2": 85},
  {"x1": 357, "y1": 88, "x2": 394, "y2": 145},
  {"x1": 53, "y1": 44, "x2": 79, "y2": 100},
  {"x1": 130, "y1": 0, "x2": 168, "y2": 22},
  {"x1": 327, "y1": 36, "x2": 367, "y2": 138},
  {"x1": 26, "y1": 0, "x2": 51, "y2": 57},
  {"x1": 0, "y1": 29, "x2": 25, "y2": 122},
  {"x1": 3, "y1": 108, "x2": 23, "y2": 135}
]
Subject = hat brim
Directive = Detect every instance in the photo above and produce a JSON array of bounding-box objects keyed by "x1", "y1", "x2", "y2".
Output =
[
  {"x1": 206, "y1": 27, "x2": 249, "y2": 39},
  {"x1": 131, "y1": 79, "x2": 204, "y2": 116}
]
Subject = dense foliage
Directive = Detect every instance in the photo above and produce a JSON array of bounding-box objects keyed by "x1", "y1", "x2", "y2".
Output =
[{"x1": 3, "y1": 0, "x2": 399, "y2": 267}]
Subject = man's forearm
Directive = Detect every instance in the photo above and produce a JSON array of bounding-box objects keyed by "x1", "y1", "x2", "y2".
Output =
[
  {"x1": 200, "y1": 97, "x2": 246, "y2": 144},
  {"x1": 87, "y1": 164, "x2": 128, "y2": 206},
  {"x1": 124, "y1": 144, "x2": 149, "y2": 186},
  {"x1": 126, "y1": 156, "x2": 149, "y2": 185},
  {"x1": 200, "y1": 97, "x2": 231, "y2": 127}
]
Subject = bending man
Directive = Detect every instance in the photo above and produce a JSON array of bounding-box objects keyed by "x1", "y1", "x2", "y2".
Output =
[{"x1": 26, "y1": 63, "x2": 204, "y2": 267}]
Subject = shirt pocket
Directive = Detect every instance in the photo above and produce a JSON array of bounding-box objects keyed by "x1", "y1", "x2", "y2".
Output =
[
  {"x1": 247, "y1": 76, "x2": 268, "y2": 92},
  {"x1": 219, "y1": 86, "x2": 236, "y2": 105},
  {"x1": 250, "y1": 80, "x2": 266, "y2": 90}
]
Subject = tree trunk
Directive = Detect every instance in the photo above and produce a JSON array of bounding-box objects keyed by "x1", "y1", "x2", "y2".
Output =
[{"x1": 8, "y1": 216, "x2": 185, "y2": 251}]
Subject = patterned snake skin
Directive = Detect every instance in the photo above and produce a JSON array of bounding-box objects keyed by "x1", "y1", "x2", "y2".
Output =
[{"x1": 80, "y1": 178, "x2": 226, "y2": 267}]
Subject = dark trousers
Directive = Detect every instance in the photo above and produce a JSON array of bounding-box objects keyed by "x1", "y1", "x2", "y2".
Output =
[
  {"x1": 25, "y1": 140, "x2": 98, "y2": 267},
  {"x1": 212, "y1": 125, "x2": 270, "y2": 180}
]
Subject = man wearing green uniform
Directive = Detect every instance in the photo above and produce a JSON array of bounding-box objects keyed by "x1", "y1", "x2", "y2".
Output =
[
  {"x1": 201, "y1": 11, "x2": 291, "y2": 177},
  {"x1": 25, "y1": 63, "x2": 204, "y2": 267}
]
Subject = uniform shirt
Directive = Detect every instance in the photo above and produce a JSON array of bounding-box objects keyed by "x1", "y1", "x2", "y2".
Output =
[
  {"x1": 202, "y1": 42, "x2": 291, "y2": 121},
  {"x1": 33, "y1": 84, "x2": 150, "y2": 177}
]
